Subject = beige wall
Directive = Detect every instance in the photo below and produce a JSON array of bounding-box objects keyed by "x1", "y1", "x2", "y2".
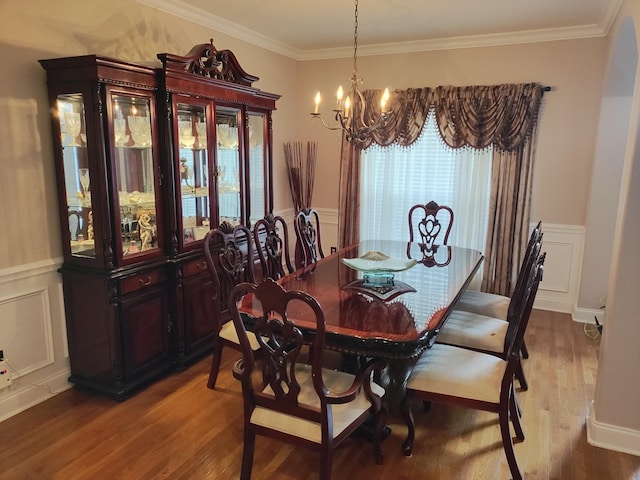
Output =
[{"x1": 297, "y1": 39, "x2": 608, "y2": 226}]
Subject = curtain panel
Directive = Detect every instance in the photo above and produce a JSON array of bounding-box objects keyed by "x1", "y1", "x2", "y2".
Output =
[{"x1": 338, "y1": 82, "x2": 545, "y2": 295}]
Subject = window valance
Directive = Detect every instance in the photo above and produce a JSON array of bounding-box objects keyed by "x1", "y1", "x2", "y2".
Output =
[{"x1": 358, "y1": 83, "x2": 545, "y2": 152}]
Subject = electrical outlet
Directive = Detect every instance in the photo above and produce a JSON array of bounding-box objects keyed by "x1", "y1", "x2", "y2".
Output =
[{"x1": 0, "y1": 359, "x2": 12, "y2": 390}]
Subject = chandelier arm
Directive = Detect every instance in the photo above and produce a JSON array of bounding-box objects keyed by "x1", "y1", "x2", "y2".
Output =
[
  {"x1": 354, "y1": 87, "x2": 371, "y2": 129},
  {"x1": 310, "y1": 112, "x2": 350, "y2": 132}
]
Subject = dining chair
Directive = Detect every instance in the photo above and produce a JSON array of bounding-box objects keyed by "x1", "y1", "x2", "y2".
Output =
[
  {"x1": 229, "y1": 277, "x2": 387, "y2": 480},
  {"x1": 436, "y1": 241, "x2": 543, "y2": 391},
  {"x1": 294, "y1": 207, "x2": 325, "y2": 269},
  {"x1": 454, "y1": 221, "x2": 543, "y2": 360},
  {"x1": 253, "y1": 213, "x2": 294, "y2": 280},
  {"x1": 408, "y1": 201, "x2": 454, "y2": 253},
  {"x1": 401, "y1": 252, "x2": 545, "y2": 480},
  {"x1": 456, "y1": 221, "x2": 542, "y2": 319},
  {"x1": 203, "y1": 222, "x2": 259, "y2": 389}
]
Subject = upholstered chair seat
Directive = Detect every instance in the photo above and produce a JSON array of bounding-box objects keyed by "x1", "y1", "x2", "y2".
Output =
[
  {"x1": 407, "y1": 343, "x2": 506, "y2": 404},
  {"x1": 455, "y1": 290, "x2": 510, "y2": 320},
  {"x1": 436, "y1": 309, "x2": 509, "y2": 353},
  {"x1": 252, "y1": 364, "x2": 385, "y2": 444}
]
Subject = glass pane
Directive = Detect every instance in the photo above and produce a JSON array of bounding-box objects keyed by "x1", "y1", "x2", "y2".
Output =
[
  {"x1": 57, "y1": 93, "x2": 95, "y2": 258},
  {"x1": 177, "y1": 103, "x2": 210, "y2": 245},
  {"x1": 216, "y1": 108, "x2": 241, "y2": 226},
  {"x1": 111, "y1": 94, "x2": 159, "y2": 258},
  {"x1": 248, "y1": 113, "x2": 266, "y2": 225}
]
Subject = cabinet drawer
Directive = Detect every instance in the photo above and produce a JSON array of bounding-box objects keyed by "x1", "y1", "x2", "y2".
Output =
[
  {"x1": 120, "y1": 269, "x2": 167, "y2": 295},
  {"x1": 184, "y1": 258, "x2": 209, "y2": 277}
]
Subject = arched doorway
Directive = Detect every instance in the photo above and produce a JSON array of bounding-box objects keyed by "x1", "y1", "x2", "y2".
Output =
[{"x1": 587, "y1": 16, "x2": 640, "y2": 455}]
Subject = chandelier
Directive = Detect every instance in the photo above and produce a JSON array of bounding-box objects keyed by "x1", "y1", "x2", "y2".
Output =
[{"x1": 310, "y1": 0, "x2": 391, "y2": 148}]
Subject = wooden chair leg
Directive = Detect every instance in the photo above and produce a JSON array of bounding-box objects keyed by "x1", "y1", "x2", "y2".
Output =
[
  {"x1": 513, "y1": 390, "x2": 522, "y2": 418},
  {"x1": 515, "y1": 357, "x2": 528, "y2": 391},
  {"x1": 207, "y1": 341, "x2": 224, "y2": 389},
  {"x1": 240, "y1": 428, "x2": 256, "y2": 480},
  {"x1": 401, "y1": 393, "x2": 416, "y2": 456},
  {"x1": 319, "y1": 441, "x2": 333, "y2": 480},
  {"x1": 521, "y1": 339, "x2": 530, "y2": 359},
  {"x1": 499, "y1": 408, "x2": 523, "y2": 480},
  {"x1": 509, "y1": 386, "x2": 525, "y2": 441}
]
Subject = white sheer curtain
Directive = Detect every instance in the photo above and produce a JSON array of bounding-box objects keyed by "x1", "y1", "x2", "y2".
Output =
[{"x1": 360, "y1": 110, "x2": 492, "y2": 284}]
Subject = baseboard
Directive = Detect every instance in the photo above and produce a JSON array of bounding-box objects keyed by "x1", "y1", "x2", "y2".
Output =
[
  {"x1": 533, "y1": 293, "x2": 574, "y2": 314},
  {"x1": 587, "y1": 401, "x2": 640, "y2": 457},
  {"x1": 0, "y1": 369, "x2": 72, "y2": 423},
  {"x1": 572, "y1": 305, "x2": 606, "y2": 324}
]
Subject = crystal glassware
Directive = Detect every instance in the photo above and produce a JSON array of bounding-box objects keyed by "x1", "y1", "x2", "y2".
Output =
[
  {"x1": 64, "y1": 112, "x2": 82, "y2": 147},
  {"x1": 114, "y1": 118, "x2": 128, "y2": 146},
  {"x1": 127, "y1": 115, "x2": 151, "y2": 147},
  {"x1": 78, "y1": 168, "x2": 90, "y2": 198}
]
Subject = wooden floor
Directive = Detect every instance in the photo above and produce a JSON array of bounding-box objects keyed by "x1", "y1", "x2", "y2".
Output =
[{"x1": 0, "y1": 310, "x2": 638, "y2": 480}]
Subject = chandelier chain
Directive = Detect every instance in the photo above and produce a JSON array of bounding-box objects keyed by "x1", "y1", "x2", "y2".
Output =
[{"x1": 352, "y1": 0, "x2": 359, "y2": 80}]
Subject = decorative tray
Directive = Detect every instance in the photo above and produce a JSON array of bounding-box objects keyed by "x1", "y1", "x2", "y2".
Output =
[
  {"x1": 343, "y1": 279, "x2": 417, "y2": 301},
  {"x1": 341, "y1": 251, "x2": 417, "y2": 272}
]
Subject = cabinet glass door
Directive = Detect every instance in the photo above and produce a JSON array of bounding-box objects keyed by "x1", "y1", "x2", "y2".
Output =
[
  {"x1": 247, "y1": 112, "x2": 266, "y2": 225},
  {"x1": 110, "y1": 93, "x2": 160, "y2": 260},
  {"x1": 177, "y1": 102, "x2": 211, "y2": 246},
  {"x1": 215, "y1": 108, "x2": 242, "y2": 226},
  {"x1": 57, "y1": 93, "x2": 94, "y2": 258}
]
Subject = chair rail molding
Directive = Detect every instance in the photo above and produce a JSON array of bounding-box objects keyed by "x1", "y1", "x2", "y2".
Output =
[{"x1": 0, "y1": 258, "x2": 71, "y2": 423}]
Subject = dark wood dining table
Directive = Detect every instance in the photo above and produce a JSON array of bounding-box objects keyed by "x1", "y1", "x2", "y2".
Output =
[{"x1": 240, "y1": 239, "x2": 484, "y2": 360}]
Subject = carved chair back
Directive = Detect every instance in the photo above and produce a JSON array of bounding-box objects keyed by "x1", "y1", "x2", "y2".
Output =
[
  {"x1": 294, "y1": 207, "x2": 325, "y2": 269},
  {"x1": 408, "y1": 201, "x2": 454, "y2": 252},
  {"x1": 253, "y1": 214, "x2": 294, "y2": 280}
]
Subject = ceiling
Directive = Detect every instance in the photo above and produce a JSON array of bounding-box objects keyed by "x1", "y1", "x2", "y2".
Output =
[{"x1": 138, "y1": 0, "x2": 622, "y2": 60}]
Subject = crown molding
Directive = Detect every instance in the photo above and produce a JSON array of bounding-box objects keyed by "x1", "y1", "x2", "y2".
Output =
[
  {"x1": 136, "y1": 0, "x2": 305, "y2": 59},
  {"x1": 138, "y1": 0, "x2": 620, "y2": 61}
]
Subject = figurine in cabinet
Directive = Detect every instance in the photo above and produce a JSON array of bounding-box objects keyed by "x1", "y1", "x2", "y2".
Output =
[{"x1": 139, "y1": 213, "x2": 153, "y2": 251}]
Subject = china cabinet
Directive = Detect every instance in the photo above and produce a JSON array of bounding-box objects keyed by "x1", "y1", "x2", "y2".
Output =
[
  {"x1": 157, "y1": 40, "x2": 279, "y2": 365},
  {"x1": 40, "y1": 41, "x2": 279, "y2": 399}
]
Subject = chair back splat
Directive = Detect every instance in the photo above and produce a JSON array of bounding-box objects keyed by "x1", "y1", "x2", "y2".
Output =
[
  {"x1": 408, "y1": 201, "x2": 454, "y2": 253},
  {"x1": 230, "y1": 278, "x2": 387, "y2": 480},
  {"x1": 203, "y1": 221, "x2": 256, "y2": 388},
  {"x1": 294, "y1": 207, "x2": 325, "y2": 269},
  {"x1": 253, "y1": 214, "x2": 294, "y2": 280}
]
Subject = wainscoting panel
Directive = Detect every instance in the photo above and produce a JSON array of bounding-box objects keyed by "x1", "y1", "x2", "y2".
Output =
[
  {"x1": 0, "y1": 259, "x2": 71, "y2": 423},
  {"x1": 534, "y1": 223, "x2": 585, "y2": 314}
]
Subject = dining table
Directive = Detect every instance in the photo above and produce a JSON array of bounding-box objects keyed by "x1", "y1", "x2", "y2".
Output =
[
  {"x1": 240, "y1": 239, "x2": 483, "y2": 358},
  {"x1": 239, "y1": 238, "x2": 484, "y2": 418}
]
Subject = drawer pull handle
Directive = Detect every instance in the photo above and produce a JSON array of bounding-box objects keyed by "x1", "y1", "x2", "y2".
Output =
[
  {"x1": 138, "y1": 276, "x2": 152, "y2": 286},
  {"x1": 197, "y1": 261, "x2": 207, "y2": 270}
]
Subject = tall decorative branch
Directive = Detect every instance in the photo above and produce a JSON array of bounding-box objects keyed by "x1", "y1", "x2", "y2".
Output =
[{"x1": 284, "y1": 141, "x2": 317, "y2": 212}]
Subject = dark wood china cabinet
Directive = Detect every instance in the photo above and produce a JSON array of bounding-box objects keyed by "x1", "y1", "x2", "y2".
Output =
[{"x1": 40, "y1": 40, "x2": 279, "y2": 399}]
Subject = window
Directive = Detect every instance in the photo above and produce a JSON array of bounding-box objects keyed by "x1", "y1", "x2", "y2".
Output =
[{"x1": 359, "y1": 109, "x2": 493, "y2": 256}]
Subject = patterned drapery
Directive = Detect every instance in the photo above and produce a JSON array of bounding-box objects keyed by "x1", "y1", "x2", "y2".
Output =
[{"x1": 338, "y1": 82, "x2": 545, "y2": 295}]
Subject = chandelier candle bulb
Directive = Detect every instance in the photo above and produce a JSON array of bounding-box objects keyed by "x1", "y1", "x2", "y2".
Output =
[
  {"x1": 314, "y1": 92, "x2": 321, "y2": 114},
  {"x1": 344, "y1": 96, "x2": 351, "y2": 118},
  {"x1": 336, "y1": 85, "x2": 344, "y2": 109},
  {"x1": 381, "y1": 88, "x2": 390, "y2": 113}
]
